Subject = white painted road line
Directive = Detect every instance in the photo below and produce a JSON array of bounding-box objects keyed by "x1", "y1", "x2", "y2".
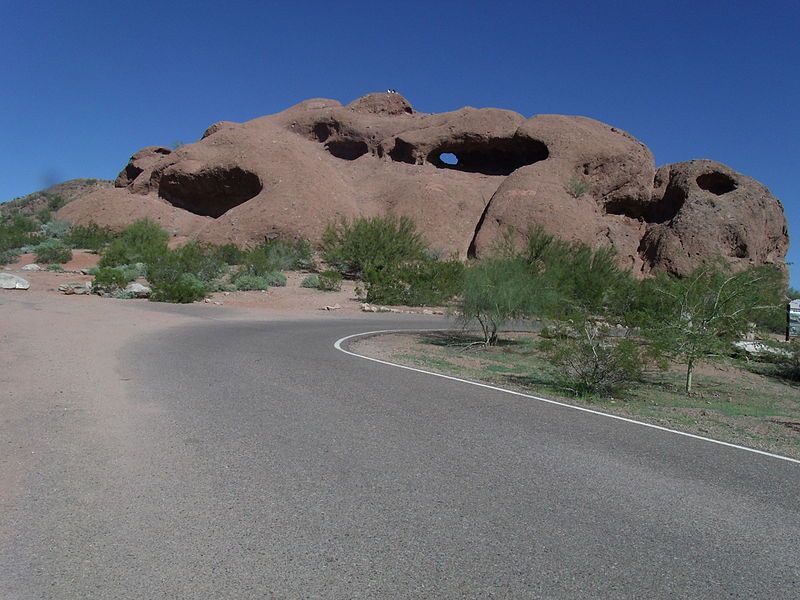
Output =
[{"x1": 335, "y1": 329, "x2": 800, "y2": 466}]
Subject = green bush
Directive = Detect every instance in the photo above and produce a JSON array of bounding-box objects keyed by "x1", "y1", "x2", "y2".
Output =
[
  {"x1": 93, "y1": 267, "x2": 134, "y2": 290},
  {"x1": 300, "y1": 274, "x2": 320, "y2": 288},
  {"x1": 523, "y1": 226, "x2": 634, "y2": 320},
  {"x1": 64, "y1": 223, "x2": 116, "y2": 251},
  {"x1": 47, "y1": 263, "x2": 64, "y2": 272},
  {"x1": 36, "y1": 208, "x2": 52, "y2": 223},
  {"x1": 99, "y1": 219, "x2": 169, "y2": 268},
  {"x1": 772, "y1": 340, "x2": 800, "y2": 381},
  {"x1": 0, "y1": 214, "x2": 38, "y2": 252},
  {"x1": 238, "y1": 239, "x2": 314, "y2": 276},
  {"x1": 364, "y1": 259, "x2": 463, "y2": 305},
  {"x1": 322, "y1": 215, "x2": 427, "y2": 277},
  {"x1": 150, "y1": 273, "x2": 207, "y2": 303},
  {"x1": 301, "y1": 270, "x2": 343, "y2": 292},
  {"x1": 0, "y1": 249, "x2": 20, "y2": 265},
  {"x1": 46, "y1": 193, "x2": 66, "y2": 211},
  {"x1": 40, "y1": 219, "x2": 70, "y2": 238},
  {"x1": 539, "y1": 320, "x2": 646, "y2": 397},
  {"x1": 34, "y1": 240, "x2": 72, "y2": 264},
  {"x1": 566, "y1": 176, "x2": 591, "y2": 198},
  {"x1": 211, "y1": 243, "x2": 246, "y2": 266},
  {"x1": 317, "y1": 270, "x2": 343, "y2": 291},
  {"x1": 234, "y1": 272, "x2": 286, "y2": 290},
  {"x1": 145, "y1": 242, "x2": 227, "y2": 301}
]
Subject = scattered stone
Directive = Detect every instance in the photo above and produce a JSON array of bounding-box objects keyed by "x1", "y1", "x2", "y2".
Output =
[
  {"x1": 321, "y1": 304, "x2": 341, "y2": 311},
  {"x1": 223, "y1": 291, "x2": 231, "y2": 296},
  {"x1": 0, "y1": 273, "x2": 30, "y2": 290},
  {"x1": 21, "y1": 263, "x2": 43, "y2": 271},
  {"x1": 123, "y1": 282, "x2": 151, "y2": 298},
  {"x1": 58, "y1": 282, "x2": 92, "y2": 295}
]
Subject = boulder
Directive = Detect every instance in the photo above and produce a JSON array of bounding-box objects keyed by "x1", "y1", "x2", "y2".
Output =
[
  {"x1": 58, "y1": 282, "x2": 92, "y2": 295},
  {"x1": 637, "y1": 160, "x2": 789, "y2": 276},
  {"x1": 124, "y1": 282, "x2": 151, "y2": 298},
  {"x1": 21, "y1": 263, "x2": 43, "y2": 271},
  {"x1": 0, "y1": 273, "x2": 30, "y2": 290}
]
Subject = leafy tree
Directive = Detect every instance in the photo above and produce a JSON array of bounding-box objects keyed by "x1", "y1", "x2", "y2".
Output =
[
  {"x1": 459, "y1": 258, "x2": 548, "y2": 346},
  {"x1": 632, "y1": 263, "x2": 784, "y2": 394}
]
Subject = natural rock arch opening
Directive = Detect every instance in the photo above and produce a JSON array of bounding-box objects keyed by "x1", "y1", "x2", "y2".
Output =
[
  {"x1": 325, "y1": 139, "x2": 369, "y2": 160},
  {"x1": 159, "y1": 167, "x2": 262, "y2": 218},
  {"x1": 697, "y1": 172, "x2": 737, "y2": 195},
  {"x1": 426, "y1": 137, "x2": 549, "y2": 176}
]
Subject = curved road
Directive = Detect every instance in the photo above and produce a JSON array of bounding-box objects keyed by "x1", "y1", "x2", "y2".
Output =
[{"x1": 3, "y1": 313, "x2": 799, "y2": 598}]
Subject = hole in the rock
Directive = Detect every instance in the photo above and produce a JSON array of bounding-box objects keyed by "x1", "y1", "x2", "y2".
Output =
[
  {"x1": 313, "y1": 122, "x2": 333, "y2": 143},
  {"x1": 426, "y1": 137, "x2": 549, "y2": 176},
  {"x1": 158, "y1": 167, "x2": 262, "y2": 218},
  {"x1": 388, "y1": 139, "x2": 416, "y2": 164},
  {"x1": 605, "y1": 182, "x2": 686, "y2": 224},
  {"x1": 325, "y1": 139, "x2": 369, "y2": 160},
  {"x1": 696, "y1": 172, "x2": 736, "y2": 195},
  {"x1": 439, "y1": 152, "x2": 459, "y2": 165}
]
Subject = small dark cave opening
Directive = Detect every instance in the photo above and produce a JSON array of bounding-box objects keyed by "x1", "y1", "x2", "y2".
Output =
[
  {"x1": 388, "y1": 139, "x2": 416, "y2": 164},
  {"x1": 696, "y1": 172, "x2": 737, "y2": 195},
  {"x1": 325, "y1": 139, "x2": 369, "y2": 160},
  {"x1": 158, "y1": 167, "x2": 262, "y2": 218},
  {"x1": 426, "y1": 137, "x2": 549, "y2": 176},
  {"x1": 605, "y1": 184, "x2": 686, "y2": 224}
]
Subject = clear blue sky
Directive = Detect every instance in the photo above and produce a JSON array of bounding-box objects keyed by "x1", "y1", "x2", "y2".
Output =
[{"x1": 2, "y1": 0, "x2": 797, "y2": 284}]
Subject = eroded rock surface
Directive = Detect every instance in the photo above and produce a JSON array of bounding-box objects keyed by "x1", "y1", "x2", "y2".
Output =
[{"x1": 58, "y1": 93, "x2": 788, "y2": 275}]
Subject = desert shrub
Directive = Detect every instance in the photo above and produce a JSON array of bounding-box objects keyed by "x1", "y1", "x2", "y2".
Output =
[
  {"x1": 238, "y1": 239, "x2": 314, "y2": 276},
  {"x1": 523, "y1": 226, "x2": 634, "y2": 320},
  {"x1": 93, "y1": 266, "x2": 134, "y2": 290},
  {"x1": 300, "y1": 274, "x2": 320, "y2": 288},
  {"x1": 775, "y1": 338, "x2": 800, "y2": 381},
  {"x1": 40, "y1": 219, "x2": 70, "y2": 238},
  {"x1": 170, "y1": 242, "x2": 226, "y2": 283},
  {"x1": 234, "y1": 272, "x2": 286, "y2": 290},
  {"x1": 0, "y1": 214, "x2": 38, "y2": 252},
  {"x1": 99, "y1": 219, "x2": 169, "y2": 268},
  {"x1": 150, "y1": 273, "x2": 207, "y2": 303},
  {"x1": 0, "y1": 249, "x2": 20, "y2": 265},
  {"x1": 36, "y1": 208, "x2": 52, "y2": 223},
  {"x1": 34, "y1": 239, "x2": 72, "y2": 264},
  {"x1": 211, "y1": 243, "x2": 246, "y2": 266},
  {"x1": 364, "y1": 259, "x2": 463, "y2": 306},
  {"x1": 317, "y1": 270, "x2": 343, "y2": 291},
  {"x1": 539, "y1": 320, "x2": 646, "y2": 397},
  {"x1": 145, "y1": 242, "x2": 227, "y2": 302},
  {"x1": 46, "y1": 193, "x2": 66, "y2": 211},
  {"x1": 47, "y1": 263, "x2": 64, "y2": 272},
  {"x1": 566, "y1": 176, "x2": 591, "y2": 198},
  {"x1": 322, "y1": 215, "x2": 427, "y2": 277},
  {"x1": 64, "y1": 223, "x2": 116, "y2": 251},
  {"x1": 301, "y1": 270, "x2": 343, "y2": 292}
]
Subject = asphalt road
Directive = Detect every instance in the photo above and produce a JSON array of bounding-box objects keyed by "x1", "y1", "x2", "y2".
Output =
[{"x1": 3, "y1": 314, "x2": 799, "y2": 598}]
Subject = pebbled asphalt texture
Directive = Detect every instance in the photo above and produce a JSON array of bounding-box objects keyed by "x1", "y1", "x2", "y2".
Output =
[{"x1": 3, "y1": 314, "x2": 799, "y2": 599}]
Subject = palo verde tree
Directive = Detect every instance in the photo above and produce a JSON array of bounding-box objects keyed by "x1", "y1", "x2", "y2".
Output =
[{"x1": 632, "y1": 262, "x2": 784, "y2": 394}]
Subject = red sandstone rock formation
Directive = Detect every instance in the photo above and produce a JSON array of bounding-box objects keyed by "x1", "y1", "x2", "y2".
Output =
[{"x1": 58, "y1": 93, "x2": 788, "y2": 276}]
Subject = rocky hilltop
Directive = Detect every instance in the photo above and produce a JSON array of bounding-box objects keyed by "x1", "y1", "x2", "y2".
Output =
[{"x1": 58, "y1": 93, "x2": 788, "y2": 276}]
